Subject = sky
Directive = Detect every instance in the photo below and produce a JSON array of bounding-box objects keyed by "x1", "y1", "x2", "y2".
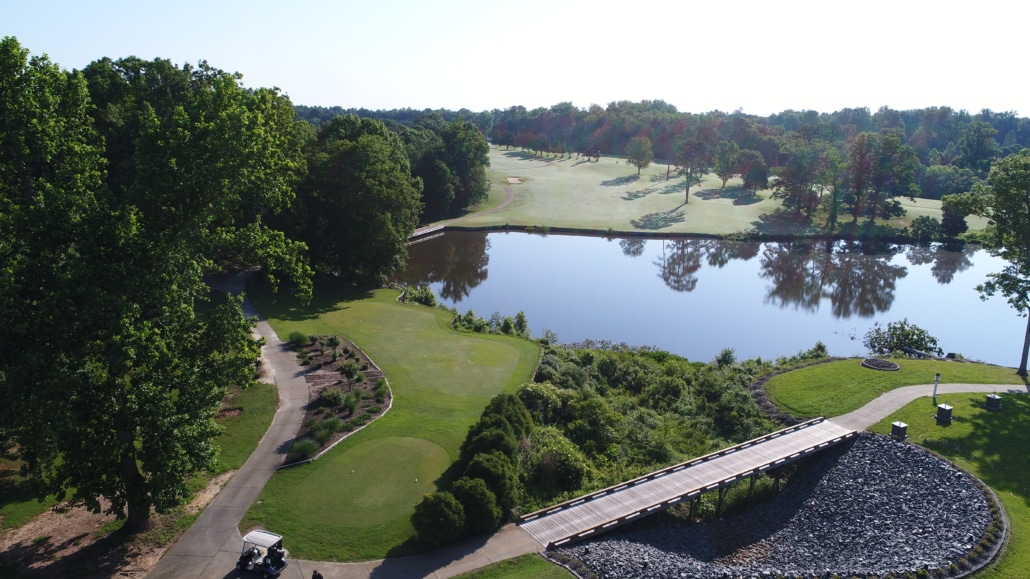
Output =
[{"x1": 7, "y1": 0, "x2": 1028, "y2": 117}]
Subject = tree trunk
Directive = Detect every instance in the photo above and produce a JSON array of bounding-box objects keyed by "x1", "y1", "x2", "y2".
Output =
[
  {"x1": 119, "y1": 429, "x2": 152, "y2": 533},
  {"x1": 1019, "y1": 311, "x2": 1030, "y2": 376}
]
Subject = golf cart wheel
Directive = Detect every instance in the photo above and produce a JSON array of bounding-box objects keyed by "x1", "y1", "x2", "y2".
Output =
[
  {"x1": 261, "y1": 573, "x2": 270, "y2": 579},
  {"x1": 235, "y1": 561, "x2": 243, "y2": 571}
]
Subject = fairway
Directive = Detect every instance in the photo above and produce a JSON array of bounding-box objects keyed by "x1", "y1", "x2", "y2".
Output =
[
  {"x1": 241, "y1": 282, "x2": 539, "y2": 560},
  {"x1": 463, "y1": 149, "x2": 966, "y2": 237}
]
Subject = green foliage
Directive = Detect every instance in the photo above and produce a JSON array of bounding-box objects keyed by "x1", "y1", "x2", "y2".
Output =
[
  {"x1": 408, "y1": 285, "x2": 437, "y2": 307},
  {"x1": 624, "y1": 136, "x2": 654, "y2": 175},
  {"x1": 411, "y1": 491, "x2": 464, "y2": 545},
  {"x1": 344, "y1": 393, "x2": 359, "y2": 416},
  {"x1": 452, "y1": 308, "x2": 533, "y2": 339},
  {"x1": 451, "y1": 477, "x2": 502, "y2": 535},
  {"x1": 940, "y1": 202, "x2": 970, "y2": 238},
  {"x1": 290, "y1": 438, "x2": 319, "y2": 460},
  {"x1": 909, "y1": 215, "x2": 942, "y2": 244},
  {"x1": 522, "y1": 427, "x2": 590, "y2": 496},
  {"x1": 288, "y1": 114, "x2": 422, "y2": 285},
  {"x1": 463, "y1": 451, "x2": 519, "y2": 517},
  {"x1": 288, "y1": 330, "x2": 310, "y2": 348},
  {"x1": 862, "y1": 318, "x2": 944, "y2": 357}
]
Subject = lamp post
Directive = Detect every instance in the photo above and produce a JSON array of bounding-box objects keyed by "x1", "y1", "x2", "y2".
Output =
[{"x1": 933, "y1": 372, "x2": 941, "y2": 399}]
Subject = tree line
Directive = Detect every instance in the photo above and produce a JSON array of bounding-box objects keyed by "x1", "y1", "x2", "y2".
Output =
[{"x1": 314, "y1": 100, "x2": 1029, "y2": 236}]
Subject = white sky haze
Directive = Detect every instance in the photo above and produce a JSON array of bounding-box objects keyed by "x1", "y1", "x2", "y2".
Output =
[{"x1": 7, "y1": 0, "x2": 1027, "y2": 116}]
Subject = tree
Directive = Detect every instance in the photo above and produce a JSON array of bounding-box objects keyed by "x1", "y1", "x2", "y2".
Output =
[
  {"x1": 939, "y1": 202, "x2": 969, "y2": 238},
  {"x1": 411, "y1": 491, "x2": 465, "y2": 545},
  {"x1": 441, "y1": 120, "x2": 491, "y2": 211},
  {"x1": 292, "y1": 115, "x2": 423, "y2": 284},
  {"x1": 949, "y1": 149, "x2": 1030, "y2": 374},
  {"x1": 674, "y1": 138, "x2": 713, "y2": 203},
  {"x1": 737, "y1": 149, "x2": 769, "y2": 197},
  {"x1": 450, "y1": 477, "x2": 501, "y2": 535},
  {"x1": 712, "y1": 140, "x2": 741, "y2": 188},
  {"x1": 1, "y1": 40, "x2": 308, "y2": 532},
  {"x1": 909, "y1": 216, "x2": 941, "y2": 245},
  {"x1": 624, "y1": 136, "x2": 654, "y2": 175},
  {"x1": 956, "y1": 120, "x2": 1001, "y2": 177},
  {"x1": 771, "y1": 135, "x2": 822, "y2": 218},
  {"x1": 862, "y1": 319, "x2": 943, "y2": 357}
]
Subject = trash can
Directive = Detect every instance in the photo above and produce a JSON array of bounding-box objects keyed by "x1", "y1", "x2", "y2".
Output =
[
  {"x1": 935, "y1": 404, "x2": 953, "y2": 422},
  {"x1": 891, "y1": 421, "x2": 908, "y2": 440},
  {"x1": 986, "y1": 394, "x2": 1002, "y2": 411}
]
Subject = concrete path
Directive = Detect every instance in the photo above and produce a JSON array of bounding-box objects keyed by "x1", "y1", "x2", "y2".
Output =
[
  {"x1": 829, "y1": 382, "x2": 1028, "y2": 430},
  {"x1": 148, "y1": 273, "x2": 310, "y2": 579}
]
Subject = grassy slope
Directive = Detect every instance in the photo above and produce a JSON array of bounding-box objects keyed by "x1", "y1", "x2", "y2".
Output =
[
  {"x1": 240, "y1": 282, "x2": 539, "y2": 561},
  {"x1": 462, "y1": 149, "x2": 972, "y2": 237},
  {"x1": 870, "y1": 392, "x2": 1029, "y2": 578},
  {"x1": 765, "y1": 359, "x2": 1024, "y2": 417}
]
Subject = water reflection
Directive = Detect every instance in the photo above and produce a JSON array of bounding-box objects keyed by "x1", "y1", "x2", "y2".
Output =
[
  {"x1": 758, "y1": 240, "x2": 909, "y2": 318},
  {"x1": 396, "y1": 231, "x2": 1015, "y2": 366},
  {"x1": 396, "y1": 231, "x2": 490, "y2": 301},
  {"x1": 905, "y1": 242, "x2": 975, "y2": 284}
]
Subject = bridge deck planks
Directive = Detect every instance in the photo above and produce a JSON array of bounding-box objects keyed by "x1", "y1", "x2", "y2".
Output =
[{"x1": 519, "y1": 419, "x2": 855, "y2": 547}]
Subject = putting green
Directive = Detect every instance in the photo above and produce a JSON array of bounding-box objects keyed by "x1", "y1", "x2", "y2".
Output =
[{"x1": 291, "y1": 437, "x2": 449, "y2": 526}]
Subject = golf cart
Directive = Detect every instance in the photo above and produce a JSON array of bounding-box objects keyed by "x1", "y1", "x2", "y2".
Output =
[{"x1": 236, "y1": 530, "x2": 289, "y2": 578}]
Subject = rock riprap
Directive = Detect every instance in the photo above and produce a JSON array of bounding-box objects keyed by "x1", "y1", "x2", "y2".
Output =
[{"x1": 553, "y1": 434, "x2": 994, "y2": 578}]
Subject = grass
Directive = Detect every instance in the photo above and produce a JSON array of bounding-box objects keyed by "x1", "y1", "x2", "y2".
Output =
[
  {"x1": 213, "y1": 379, "x2": 280, "y2": 471},
  {"x1": 765, "y1": 358, "x2": 1025, "y2": 417},
  {"x1": 463, "y1": 148, "x2": 978, "y2": 237},
  {"x1": 869, "y1": 392, "x2": 1030, "y2": 578},
  {"x1": 240, "y1": 280, "x2": 540, "y2": 561},
  {"x1": 450, "y1": 554, "x2": 573, "y2": 578}
]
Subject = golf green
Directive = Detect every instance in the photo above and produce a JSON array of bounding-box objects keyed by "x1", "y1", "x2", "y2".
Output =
[{"x1": 289, "y1": 437, "x2": 449, "y2": 526}]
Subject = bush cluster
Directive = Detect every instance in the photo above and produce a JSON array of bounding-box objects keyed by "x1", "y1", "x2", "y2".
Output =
[
  {"x1": 411, "y1": 393, "x2": 530, "y2": 544},
  {"x1": 451, "y1": 309, "x2": 530, "y2": 338}
]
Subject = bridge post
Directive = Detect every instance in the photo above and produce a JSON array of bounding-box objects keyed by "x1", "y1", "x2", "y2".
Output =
[
  {"x1": 747, "y1": 473, "x2": 757, "y2": 505},
  {"x1": 716, "y1": 487, "x2": 726, "y2": 516}
]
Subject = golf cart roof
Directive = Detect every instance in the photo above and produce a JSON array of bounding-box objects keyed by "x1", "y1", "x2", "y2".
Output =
[{"x1": 242, "y1": 530, "x2": 283, "y2": 548}]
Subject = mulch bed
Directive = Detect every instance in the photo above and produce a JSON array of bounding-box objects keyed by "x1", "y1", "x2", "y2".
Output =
[{"x1": 286, "y1": 336, "x2": 392, "y2": 463}]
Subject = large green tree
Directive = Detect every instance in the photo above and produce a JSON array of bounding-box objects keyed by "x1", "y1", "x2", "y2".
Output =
[
  {"x1": 712, "y1": 139, "x2": 741, "y2": 188},
  {"x1": 293, "y1": 115, "x2": 423, "y2": 284},
  {"x1": 949, "y1": 149, "x2": 1030, "y2": 374},
  {"x1": 1, "y1": 39, "x2": 311, "y2": 532}
]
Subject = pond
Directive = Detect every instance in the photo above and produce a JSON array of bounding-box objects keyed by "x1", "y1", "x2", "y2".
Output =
[{"x1": 396, "y1": 231, "x2": 1023, "y2": 368}]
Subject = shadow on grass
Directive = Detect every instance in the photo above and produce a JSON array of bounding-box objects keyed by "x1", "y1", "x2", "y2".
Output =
[
  {"x1": 621, "y1": 187, "x2": 654, "y2": 201},
  {"x1": 926, "y1": 393, "x2": 1030, "y2": 507},
  {"x1": 694, "y1": 186, "x2": 761, "y2": 205},
  {"x1": 601, "y1": 175, "x2": 640, "y2": 187},
  {"x1": 245, "y1": 274, "x2": 373, "y2": 323},
  {"x1": 749, "y1": 211, "x2": 823, "y2": 236},
  {"x1": 631, "y1": 206, "x2": 687, "y2": 230}
]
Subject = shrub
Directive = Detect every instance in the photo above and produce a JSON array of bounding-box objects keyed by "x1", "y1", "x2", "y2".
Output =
[
  {"x1": 451, "y1": 477, "x2": 501, "y2": 535},
  {"x1": 409, "y1": 286, "x2": 437, "y2": 307},
  {"x1": 288, "y1": 330, "x2": 309, "y2": 349},
  {"x1": 356, "y1": 372, "x2": 365, "y2": 383},
  {"x1": 863, "y1": 318, "x2": 944, "y2": 357},
  {"x1": 365, "y1": 405, "x2": 382, "y2": 414},
  {"x1": 340, "y1": 360, "x2": 360, "y2": 382},
  {"x1": 345, "y1": 393, "x2": 359, "y2": 415},
  {"x1": 463, "y1": 451, "x2": 519, "y2": 517},
  {"x1": 909, "y1": 215, "x2": 941, "y2": 244},
  {"x1": 320, "y1": 388, "x2": 345, "y2": 408},
  {"x1": 411, "y1": 492, "x2": 464, "y2": 546},
  {"x1": 289, "y1": 438, "x2": 319, "y2": 459},
  {"x1": 321, "y1": 417, "x2": 344, "y2": 432},
  {"x1": 375, "y1": 380, "x2": 388, "y2": 403}
]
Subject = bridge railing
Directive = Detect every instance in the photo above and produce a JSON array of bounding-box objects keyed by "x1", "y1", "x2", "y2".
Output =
[{"x1": 519, "y1": 417, "x2": 857, "y2": 546}]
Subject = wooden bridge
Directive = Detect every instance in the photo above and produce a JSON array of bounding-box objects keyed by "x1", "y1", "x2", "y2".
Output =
[{"x1": 518, "y1": 417, "x2": 856, "y2": 548}]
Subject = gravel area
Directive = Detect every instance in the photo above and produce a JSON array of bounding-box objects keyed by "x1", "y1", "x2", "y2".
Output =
[{"x1": 553, "y1": 434, "x2": 996, "y2": 578}]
